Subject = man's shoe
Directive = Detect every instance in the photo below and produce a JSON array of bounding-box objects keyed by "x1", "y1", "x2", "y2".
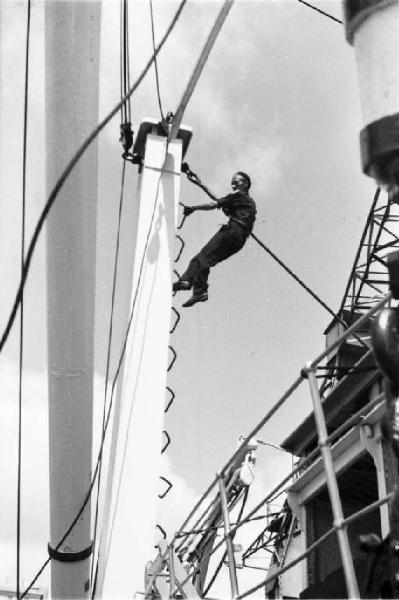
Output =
[
  {"x1": 173, "y1": 280, "x2": 191, "y2": 292},
  {"x1": 182, "y1": 292, "x2": 208, "y2": 307}
]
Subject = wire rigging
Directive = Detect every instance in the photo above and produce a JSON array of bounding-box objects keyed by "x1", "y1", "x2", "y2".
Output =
[
  {"x1": 17, "y1": 1, "x2": 32, "y2": 598},
  {"x1": 21, "y1": 141, "x2": 170, "y2": 600},
  {"x1": 88, "y1": 1, "x2": 235, "y2": 578},
  {"x1": 181, "y1": 164, "x2": 368, "y2": 350},
  {"x1": 0, "y1": 0, "x2": 187, "y2": 358},
  {"x1": 90, "y1": 161, "x2": 128, "y2": 595},
  {"x1": 91, "y1": 1, "x2": 136, "y2": 588},
  {"x1": 149, "y1": 0, "x2": 165, "y2": 120},
  {"x1": 119, "y1": 0, "x2": 135, "y2": 159},
  {"x1": 12, "y1": 0, "x2": 357, "y2": 594},
  {"x1": 249, "y1": 230, "x2": 346, "y2": 324},
  {"x1": 171, "y1": 347, "x2": 386, "y2": 593},
  {"x1": 296, "y1": 0, "x2": 343, "y2": 24},
  {"x1": 120, "y1": 0, "x2": 131, "y2": 124}
]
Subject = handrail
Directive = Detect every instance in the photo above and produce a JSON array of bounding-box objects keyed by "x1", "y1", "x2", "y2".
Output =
[
  {"x1": 237, "y1": 492, "x2": 393, "y2": 599},
  {"x1": 173, "y1": 375, "x2": 305, "y2": 552},
  {"x1": 146, "y1": 294, "x2": 391, "y2": 598},
  {"x1": 175, "y1": 296, "x2": 390, "y2": 541}
]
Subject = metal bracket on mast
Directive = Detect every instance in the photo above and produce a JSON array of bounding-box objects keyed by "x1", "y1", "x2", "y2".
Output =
[
  {"x1": 132, "y1": 118, "x2": 192, "y2": 172},
  {"x1": 47, "y1": 541, "x2": 93, "y2": 563}
]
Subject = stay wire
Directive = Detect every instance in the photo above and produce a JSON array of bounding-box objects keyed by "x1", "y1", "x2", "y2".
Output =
[
  {"x1": 149, "y1": 0, "x2": 165, "y2": 120},
  {"x1": 91, "y1": 0, "x2": 132, "y2": 584},
  {"x1": 247, "y1": 229, "x2": 368, "y2": 349},
  {"x1": 182, "y1": 166, "x2": 368, "y2": 349},
  {"x1": 296, "y1": 0, "x2": 343, "y2": 24},
  {"x1": 125, "y1": 1, "x2": 132, "y2": 123},
  {"x1": 21, "y1": 141, "x2": 170, "y2": 600},
  {"x1": 123, "y1": 0, "x2": 128, "y2": 118},
  {"x1": 17, "y1": 0, "x2": 32, "y2": 597},
  {"x1": 249, "y1": 230, "x2": 354, "y2": 329},
  {"x1": 89, "y1": 161, "x2": 127, "y2": 593},
  {"x1": 0, "y1": 0, "x2": 187, "y2": 357},
  {"x1": 120, "y1": 0, "x2": 128, "y2": 123},
  {"x1": 122, "y1": 0, "x2": 131, "y2": 123},
  {"x1": 119, "y1": 0, "x2": 125, "y2": 123}
]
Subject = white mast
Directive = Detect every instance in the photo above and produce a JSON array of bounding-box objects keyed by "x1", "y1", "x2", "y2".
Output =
[
  {"x1": 100, "y1": 121, "x2": 190, "y2": 598},
  {"x1": 45, "y1": 1, "x2": 101, "y2": 598}
]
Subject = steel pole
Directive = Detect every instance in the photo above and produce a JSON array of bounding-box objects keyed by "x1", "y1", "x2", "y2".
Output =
[
  {"x1": 217, "y1": 473, "x2": 239, "y2": 599},
  {"x1": 45, "y1": 2, "x2": 101, "y2": 597},
  {"x1": 306, "y1": 366, "x2": 360, "y2": 598},
  {"x1": 169, "y1": 542, "x2": 176, "y2": 598}
]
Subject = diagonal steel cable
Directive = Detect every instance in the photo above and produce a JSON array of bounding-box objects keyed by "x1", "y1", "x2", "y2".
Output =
[
  {"x1": 17, "y1": 1, "x2": 32, "y2": 598},
  {"x1": 0, "y1": 0, "x2": 187, "y2": 356}
]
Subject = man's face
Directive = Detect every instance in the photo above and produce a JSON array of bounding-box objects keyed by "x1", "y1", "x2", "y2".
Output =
[{"x1": 231, "y1": 173, "x2": 248, "y2": 192}]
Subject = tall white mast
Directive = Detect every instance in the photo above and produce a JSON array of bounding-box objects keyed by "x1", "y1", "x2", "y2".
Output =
[
  {"x1": 45, "y1": 1, "x2": 101, "y2": 598},
  {"x1": 99, "y1": 121, "x2": 190, "y2": 598}
]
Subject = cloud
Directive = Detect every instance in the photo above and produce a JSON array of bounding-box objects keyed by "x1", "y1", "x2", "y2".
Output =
[
  {"x1": 0, "y1": 362, "x2": 112, "y2": 592},
  {"x1": 156, "y1": 453, "x2": 199, "y2": 540},
  {"x1": 0, "y1": 359, "x2": 50, "y2": 589}
]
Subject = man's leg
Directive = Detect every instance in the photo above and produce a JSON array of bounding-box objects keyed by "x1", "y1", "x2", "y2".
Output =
[
  {"x1": 180, "y1": 225, "x2": 247, "y2": 306},
  {"x1": 193, "y1": 265, "x2": 210, "y2": 295},
  {"x1": 173, "y1": 257, "x2": 198, "y2": 292},
  {"x1": 179, "y1": 257, "x2": 209, "y2": 307},
  {"x1": 180, "y1": 257, "x2": 209, "y2": 295},
  {"x1": 180, "y1": 229, "x2": 227, "y2": 306}
]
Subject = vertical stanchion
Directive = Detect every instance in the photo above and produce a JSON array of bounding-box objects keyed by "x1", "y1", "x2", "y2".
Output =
[
  {"x1": 306, "y1": 364, "x2": 360, "y2": 598},
  {"x1": 169, "y1": 542, "x2": 176, "y2": 598},
  {"x1": 217, "y1": 473, "x2": 239, "y2": 599}
]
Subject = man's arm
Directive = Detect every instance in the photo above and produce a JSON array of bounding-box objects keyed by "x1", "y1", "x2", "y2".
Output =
[
  {"x1": 183, "y1": 193, "x2": 234, "y2": 216},
  {"x1": 183, "y1": 201, "x2": 217, "y2": 216},
  {"x1": 192, "y1": 202, "x2": 217, "y2": 211}
]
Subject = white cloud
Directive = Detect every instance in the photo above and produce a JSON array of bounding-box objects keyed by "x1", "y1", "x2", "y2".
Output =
[
  {"x1": 0, "y1": 359, "x2": 50, "y2": 589},
  {"x1": 0, "y1": 363, "x2": 114, "y2": 592},
  {"x1": 156, "y1": 453, "x2": 199, "y2": 540}
]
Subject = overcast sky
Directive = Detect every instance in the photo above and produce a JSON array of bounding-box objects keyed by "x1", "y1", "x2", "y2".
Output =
[{"x1": 0, "y1": 0, "x2": 379, "y2": 595}]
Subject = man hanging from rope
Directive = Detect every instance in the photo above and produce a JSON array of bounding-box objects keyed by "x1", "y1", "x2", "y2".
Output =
[{"x1": 174, "y1": 168, "x2": 256, "y2": 307}]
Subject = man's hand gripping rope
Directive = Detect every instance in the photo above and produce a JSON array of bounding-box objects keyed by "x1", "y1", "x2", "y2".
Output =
[
  {"x1": 182, "y1": 204, "x2": 195, "y2": 217},
  {"x1": 179, "y1": 162, "x2": 218, "y2": 226}
]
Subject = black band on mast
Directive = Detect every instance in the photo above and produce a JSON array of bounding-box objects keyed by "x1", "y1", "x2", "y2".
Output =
[{"x1": 47, "y1": 541, "x2": 93, "y2": 563}]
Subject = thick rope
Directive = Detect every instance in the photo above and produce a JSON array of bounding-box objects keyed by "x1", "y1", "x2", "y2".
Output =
[
  {"x1": 181, "y1": 164, "x2": 368, "y2": 348},
  {"x1": 0, "y1": 0, "x2": 187, "y2": 357}
]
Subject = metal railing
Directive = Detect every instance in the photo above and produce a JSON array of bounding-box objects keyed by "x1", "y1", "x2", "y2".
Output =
[{"x1": 145, "y1": 293, "x2": 391, "y2": 599}]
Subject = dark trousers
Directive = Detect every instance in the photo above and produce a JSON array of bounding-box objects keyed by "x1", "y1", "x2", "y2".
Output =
[{"x1": 181, "y1": 222, "x2": 248, "y2": 294}]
